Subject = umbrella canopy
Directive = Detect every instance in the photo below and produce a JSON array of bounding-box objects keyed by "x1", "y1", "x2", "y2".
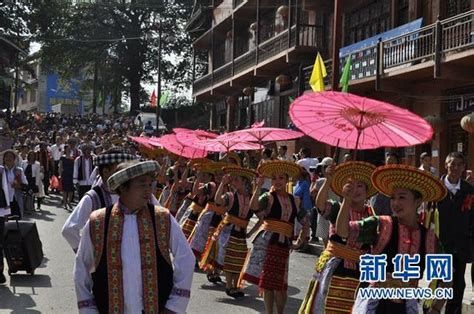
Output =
[
  {"x1": 174, "y1": 128, "x2": 218, "y2": 147},
  {"x1": 194, "y1": 136, "x2": 262, "y2": 153},
  {"x1": 289, "y1": 91, "x2": 433, "y2": 150},
  {"x1": 222, "y1": 126, "x2": 303, "y2": 143},
  {"x1": 155, "y1": 134, "x2": 208, "y2": 159}
]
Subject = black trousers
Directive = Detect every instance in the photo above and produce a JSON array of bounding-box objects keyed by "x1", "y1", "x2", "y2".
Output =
[
  {"x1": 445, "y1": 253, "x2": 467, "y2": 314},
  {"x1": 43, "y1": 170, "x2": 50, "y2": 195},
  {"x1": 310, "y1": 209, "x2": 318, "y2": 238},
  {"x1": 53, "y1": 160, "x2": 60, "y2": 177},
  {"x1": 0, "y1": 217, "x2": 5, "y2": 268}
]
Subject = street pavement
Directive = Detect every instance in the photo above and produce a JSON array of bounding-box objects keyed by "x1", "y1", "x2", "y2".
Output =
[{"x1": 0, "y1": 193, "x2": 472, "y2": 313}]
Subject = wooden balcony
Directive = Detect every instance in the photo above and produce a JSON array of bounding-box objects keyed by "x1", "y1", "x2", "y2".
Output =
[
  {"x1": 302, "y1": 10, "x2": 474, "y2": 92},
  {"x1": 193, "y1": 23, "x2": 323, "y2": 99}
]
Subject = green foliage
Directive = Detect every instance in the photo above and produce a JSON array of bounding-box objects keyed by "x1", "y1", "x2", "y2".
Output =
[{"x1": 29, "y1": 0, "x2": 194, "y2": 113}]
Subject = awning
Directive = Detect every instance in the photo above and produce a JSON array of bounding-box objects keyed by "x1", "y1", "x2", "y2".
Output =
[{"x1": 339, "y1": 18, "x2": 423, "y2": 57}]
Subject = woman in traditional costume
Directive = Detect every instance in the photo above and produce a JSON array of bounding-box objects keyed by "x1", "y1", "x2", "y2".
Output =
[
  {"x1": 188, "y1": 162, "x2": 228, "y2": 283},
  {"x1": 240, "y1": 160, "x2": 309, "y2": 314},
  {"x1": 337, "y1": 164, "x2": 447, "y2": 313},
  {"x1": 200, "y1": 166, "x2": 258, "y2": 298},
  {"x1": 180, "y1": 163, "x2": 214, "y2": 239},
  {"x1": 299, "y1": 161, "x2": 377, "y2": 314}
]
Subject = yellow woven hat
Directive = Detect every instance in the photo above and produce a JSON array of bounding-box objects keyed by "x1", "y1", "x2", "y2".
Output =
[
  {"x1": 138, "y1": 145, "x2": 167, "y2": 159},
  {"x1": 331, "y1": 161, "x2": 377, "y2": 198},
  {"x1": 223, "y1": 166, "x2": 257, "y2": 180},
  {"x1": 371, "y1": 164, "x2": 447, "y2": 202},
  {"x1": 258, "y1": 160, "x2": 303, "y2": 179},
  {"x1": 194, "y1": 161, "x2": 229, "y2": 174}
]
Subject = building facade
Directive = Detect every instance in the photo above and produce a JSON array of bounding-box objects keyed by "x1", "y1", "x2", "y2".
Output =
[{"x1": 189, "y1": 0, "x2": 474, "y2": 170}]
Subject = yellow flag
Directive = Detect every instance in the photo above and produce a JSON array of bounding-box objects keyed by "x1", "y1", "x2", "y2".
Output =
[{"x1": 309, "y1": 52, "x2": 327, "y2": 92}]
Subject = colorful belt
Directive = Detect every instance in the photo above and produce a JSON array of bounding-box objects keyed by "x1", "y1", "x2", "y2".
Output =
[
  {"x1": 261, "y1": 219, "x2": 293, "y2": 238},
  {"x1": 326, "y1": 240, "x2": 364, "y2": 263},
  {"x1": 190, "y1": 202, "x2": 204, "y2": 214},
  {"x1": 223, "y1": 214, "x2": 249, "y2": 229},
  {"x1": 205, "y1": 202, "x2": 227, "y2": 216}
]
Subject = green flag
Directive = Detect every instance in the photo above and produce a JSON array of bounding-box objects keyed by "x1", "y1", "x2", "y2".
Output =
[
  {"x1": 159, "y1": 91, "x2": 170, "y2": 107},
  {"x1": 340, "y1": 55, "x2": 352, "y2": 92}
]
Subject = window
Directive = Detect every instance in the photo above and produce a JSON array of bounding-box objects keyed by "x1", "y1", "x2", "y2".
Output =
[
  {"x1": 344, "y1": 0, "x2": 391, "y2": 45},
  {"x1": 446, "y1": 0, "x2": 471, "y2": 18}
]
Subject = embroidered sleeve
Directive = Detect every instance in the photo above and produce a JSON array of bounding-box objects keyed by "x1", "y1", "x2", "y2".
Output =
[
  {"x1": 348, "y1": 216, "x2": 380, "y2": 246},
  {"x1": 257, "y1": 192, "x2": 271, "y2": 212}
]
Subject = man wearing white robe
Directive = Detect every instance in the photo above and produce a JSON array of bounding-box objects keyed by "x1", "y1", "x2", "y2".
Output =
[{"x1": 74, "y1": 160, "x2": 194, "y2": 313}]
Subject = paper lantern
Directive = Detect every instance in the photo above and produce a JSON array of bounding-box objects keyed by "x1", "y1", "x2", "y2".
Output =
[
  {"x1": 242, "y1": 87, "x2": 254, "y2": 96},
  {"x1": 424, "y1": 115, "x2": 445, "y2": 133},
  {"x1": 277, "y1": 5, "x2": 289, "y2": 17},
  {"x1": 276, "y1": 74, "x2": 290, "y2": 87},
  {"x1": 461, "y1": 112, "x2": 474, "y2": 133}
]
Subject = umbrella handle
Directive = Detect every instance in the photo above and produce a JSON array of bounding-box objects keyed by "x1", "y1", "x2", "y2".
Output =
[
  {"x1": 354, "y1": 129, "x2": 362, "y2": 161},
  {"x1": 332, "y1": 139, "x2": 340, "y2": 162}
]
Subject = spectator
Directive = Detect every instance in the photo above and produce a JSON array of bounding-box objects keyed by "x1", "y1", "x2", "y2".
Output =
[
  {"x1": 36, "y1": 142, "x2": 53, "y2": 196},
  {"x1": 437, "y1": 152, "x2": 474, "y2": 313},
  {"x1": 369, "y1": 152, "x2": 399, "y2": 215},
  {"x1": 24, "y1": 151, "x2": 44, "y2": 210},
  {"x1": 50, "y1": 136, "x2": 64, "y2": 178},
  {"x1": 310, "y1": 157, "x2": 337, "y2": 247},
  {"x1": 277, "y1": 145, "x2": 289, "y2": 161},
  {"x1": 418, "y1": 152, "x2": 438, "y2": 177},
  {"x1": 73, "y1": 144, "x2": 95, "y2": 200},
  {"x1": 59, "y1": 145, "x2": 75, "y2": 210},
  {"x1": 2, "y1": 150, "x2": 28, "y2": 218},
  {"x1": 144, "y1": 120, "x2": 154, "y2": 136},
  {"x1": 296, "y1": 147, "x2": 319, "y2": 175}
]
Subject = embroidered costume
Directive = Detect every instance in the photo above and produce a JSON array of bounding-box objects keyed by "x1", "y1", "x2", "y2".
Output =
[{"x1": 299, "y1": 161, "x2": 377, "y2": 314}]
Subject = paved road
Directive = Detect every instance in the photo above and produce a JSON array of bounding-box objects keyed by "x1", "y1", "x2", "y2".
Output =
[
  {"x1": 0, "y1": 194, "x2": 472, "y2": 313},
  {"x1": 0, "y1": 194, "x2": 316, "y2": 313}
]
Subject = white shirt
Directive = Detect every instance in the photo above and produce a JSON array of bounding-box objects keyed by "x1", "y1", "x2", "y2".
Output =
[
  {"x1": 62, "y1": 192, "x2": 160, "y2": 251},
  {"x1": 297, "y1": 157, "x2": 319, "y2": 175},
  {"x1": 73, "y1": 156, "x2": 94, "y2": 186},
  {"x1": 74, "y1": 206, "x2": 195, "y2": 314},
  {"x1": 4, "y1": 166, "x2": 28, "y2": 202},
  {"x1": 0, "y1": 166, "x2": 11, "y2": 217},
  {"x1": 50, "y1": 144, "x2": 64, "y2": 161},
  {"x1": 444, "y1": 176, "x2": 461, "y2": 195}
]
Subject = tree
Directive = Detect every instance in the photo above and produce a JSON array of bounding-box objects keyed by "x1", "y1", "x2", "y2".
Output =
[{"x1": 29, "y1": 0, "x2": 194, "y2": 114}]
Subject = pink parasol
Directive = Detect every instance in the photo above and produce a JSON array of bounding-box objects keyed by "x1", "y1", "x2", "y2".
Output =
[
  {"x1": 193, "y1": 135, "x2": 262, "y2": 153},
  {"x1": 221, "y1": 126, "x2": 303, "y2": 143},
  {"x1": 289, "y1": 91, "x2": 433, "y2": 150},
  {"x1": 155, "y1": 134, "x2": 208, "y2": 159},
  {"x1": 174, "y1": 128, "x2": 218, "y2": 147}
]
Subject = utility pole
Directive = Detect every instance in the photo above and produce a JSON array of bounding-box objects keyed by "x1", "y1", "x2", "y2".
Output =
[{"x1": 155, "y1": 6, "x2": 164, "y2": 135}]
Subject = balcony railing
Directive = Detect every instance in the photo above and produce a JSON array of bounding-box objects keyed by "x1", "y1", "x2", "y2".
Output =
[
  {"x1": 301, "y1": 10, "x2": 474, "y2": 91},
  {"x1": 193, "y1": 23, "x2": 321, "y2": 95}
]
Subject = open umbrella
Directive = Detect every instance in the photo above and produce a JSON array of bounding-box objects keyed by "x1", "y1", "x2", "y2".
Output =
[
  {"x1": 174, "y1": 128, "x2": 218, "y2": 147},
  {"x1": 153, "y1": 134, "x2": 208, "y2": 159},
  {"x1": 289, "y1": 91, "x2": 433, "y2": 151},
  {"x1": 194, "y1": 135, "x2": 262, "y2": 153},
  {"x1": 221, "y1": 125, "x2": 303, "y2": 143}
]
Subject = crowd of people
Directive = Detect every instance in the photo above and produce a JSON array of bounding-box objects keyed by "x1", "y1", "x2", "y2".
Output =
[{"x1": 0, "y1": 112, "x2": 473, "y2": 314}]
